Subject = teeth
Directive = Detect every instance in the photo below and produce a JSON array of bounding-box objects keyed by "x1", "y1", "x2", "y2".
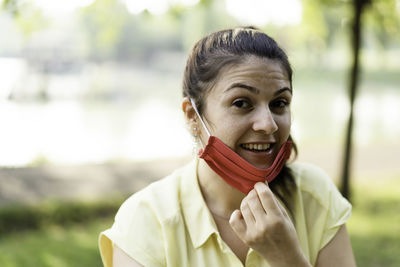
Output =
[{"x1": 242, "y1": 143, "x2": 271, "y2": 151}]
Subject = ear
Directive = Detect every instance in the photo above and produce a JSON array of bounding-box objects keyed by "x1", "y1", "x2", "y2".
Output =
[
  {"x1": 182, "y1": 97, "x2": 196, "y2": 122},
  {"x1": 182, "y1": 97, "x2": 199, "y2": 136}
]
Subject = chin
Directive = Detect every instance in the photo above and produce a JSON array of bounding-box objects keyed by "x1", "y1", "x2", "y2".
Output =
[
  {"x1": 253, "y1": 161, "x2": 274, "y2": 170},
  {"x1": 241, "y1": 155, "x2": 274, "y2": 169}
]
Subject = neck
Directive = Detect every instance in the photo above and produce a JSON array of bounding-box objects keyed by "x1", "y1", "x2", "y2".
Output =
[{"x1": 197, "y1": 159, "x2": 246, "y2": 219}]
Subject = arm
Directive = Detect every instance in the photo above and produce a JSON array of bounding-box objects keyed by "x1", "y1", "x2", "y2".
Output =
[
  {"x1": 315, "y1": 225, "x2": 356, "y2": 267},
  {"x1": 113, "y1": 244, "x2": 144, "y2": 267}
]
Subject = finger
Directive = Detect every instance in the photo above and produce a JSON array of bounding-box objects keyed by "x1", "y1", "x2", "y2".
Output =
[
  {"x1": 246, "y1": 189, "x2": 268, "y2": 222},
  {"x1": 254, "y1": 182, "x2": 282, "y2": 216},
  {"x1": 240, "y1": 199, "x2": 256, "y2": 227},
  {"x1": 229, "y1": 210, "x2": 246, "y2": 236},
  {"x1": 275, "y1": 197, "x2": 291, "y2": 220}
]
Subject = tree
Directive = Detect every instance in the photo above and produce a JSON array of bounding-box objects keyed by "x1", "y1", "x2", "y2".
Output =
[
  {"x1": 78, "y1": 0, "x2": 129, "y2": 61},
  {"x1": 1, "y1": 0, "x2": 48, "y2": 37},
  {"x1": 340, "y1": 0, "x2": 371, "y2": 201},
  {"x1": 300, "y1": 0, "x2": 397, "y2": 201}
]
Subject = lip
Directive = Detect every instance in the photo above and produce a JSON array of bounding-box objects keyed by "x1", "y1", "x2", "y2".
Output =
[
  {"x1": 239, "y1": 143, "x2": 275, "y2": 153},
  {"x1": 238, "y1": 142, "x2": 277, "y2": 168},
  {"x1": 240, "y1": 140, "x2": 276, "y2": 146},
  {"x1": 240, "y1": 141, "x2": 276, "y2": 149},
  {"x1": 241, "y1": 141, "x2": 274, "y2": 144}
]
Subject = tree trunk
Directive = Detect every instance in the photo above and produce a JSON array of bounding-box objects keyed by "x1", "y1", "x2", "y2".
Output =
[{"x1": 341, "y1": 0, "x2": 369, "y2": 201}]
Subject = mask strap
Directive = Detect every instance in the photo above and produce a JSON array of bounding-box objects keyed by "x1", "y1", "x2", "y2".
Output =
[{"x1": 190, "y1": 98, "x2": 211, "y2": 137}]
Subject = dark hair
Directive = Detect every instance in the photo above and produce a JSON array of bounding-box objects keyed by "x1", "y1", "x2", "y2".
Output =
[{"x1": 183, "y1": 27, "x2": 297, "y2": 207}]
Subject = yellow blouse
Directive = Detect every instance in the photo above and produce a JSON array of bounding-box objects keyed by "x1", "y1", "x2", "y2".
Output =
[{"x1": 99, "y1": 159, "x2": 351, "y2": 267}]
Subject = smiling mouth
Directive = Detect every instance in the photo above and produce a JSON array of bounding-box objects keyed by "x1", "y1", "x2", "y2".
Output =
[{"x1": 240, "y1": 143, "x2": 274, "y2": 152}]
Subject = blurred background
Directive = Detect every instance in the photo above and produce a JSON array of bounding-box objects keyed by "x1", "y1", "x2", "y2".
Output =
[{"x1": 0, "y1": 0, "x2": 399, "y2": 266}]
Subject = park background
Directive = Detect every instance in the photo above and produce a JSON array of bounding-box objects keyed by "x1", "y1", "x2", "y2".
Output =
[{"x1": 0, "y1": 0, "x2": 399, "y2": 266}]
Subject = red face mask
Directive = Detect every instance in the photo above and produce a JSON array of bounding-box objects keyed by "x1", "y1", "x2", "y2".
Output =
[{"x1": 191, "y1": 99, "x2": 292, "y2": 194}]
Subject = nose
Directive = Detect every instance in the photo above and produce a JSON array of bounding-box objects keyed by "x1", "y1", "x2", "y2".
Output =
[{"x1": 252, "y1": 107, "x2": 278, "y2": 134}]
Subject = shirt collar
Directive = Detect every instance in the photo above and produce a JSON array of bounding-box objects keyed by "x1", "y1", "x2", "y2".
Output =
[
  {"x1": 180, "y1": 159, "x2": 218, "y2": 248},
  {"x1": 179, "y1": 159, "x2": 294, "y2": 250}
]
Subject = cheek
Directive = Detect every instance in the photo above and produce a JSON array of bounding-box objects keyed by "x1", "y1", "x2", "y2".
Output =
[
  {"x1": 276, "y1": 114, "x2": 291, "y2": 135},
  {"x1": 213, "y1": 118, "x2": 247, "y2": 148}
]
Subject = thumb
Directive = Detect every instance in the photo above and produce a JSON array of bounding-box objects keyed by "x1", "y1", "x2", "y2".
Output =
[{"x1": 229, "y1": 209, "x2": 246, "y2": 237}]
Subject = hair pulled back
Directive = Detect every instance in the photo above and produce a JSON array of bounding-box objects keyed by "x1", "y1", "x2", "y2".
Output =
[{"x1": 182, "y1": 27, "x2": 293, "y2": 115}]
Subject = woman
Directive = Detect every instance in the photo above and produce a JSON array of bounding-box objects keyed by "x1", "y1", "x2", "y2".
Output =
[{"x1": 99, "y1": 27, "x2": 356, "y2": 266}]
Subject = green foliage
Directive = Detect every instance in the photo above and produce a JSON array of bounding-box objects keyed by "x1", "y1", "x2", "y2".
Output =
[
  {"x1": 77, "y1": 0, "x2": 187, "y2": 61},
  {"x1": 1, "y1": 0, "x2": 19, "y2": 15},
  {"x1": 3, "y1": 0, "x2": 398, "y2": 64},
  {"x1": 301, "y1": 0, "x2": 329, "y2": 41},
  {"x1": 364, "y1": 0, "x2": 400, "y2": 48},
  {"x1": 28, "y1": 154, "x2": 50, "y2": 167},
  {"x1": 295, "y1": 0, "x2": 400, "y2": 62},
  {"x1": 0, "y1": 197, "x2": 124, "y2": 236},
  {"x1": 78, "y1": 0, "x2": 130, "y2": 60},
  {"x1": 2, "y1": 0, "x2": 48, "y2": 36},
  {"x1": 347, "y1": 175, "x2": 400, "y2": 266},
  {"x1": 0, "y1": 176, "x2": 399, "y2": 266},
  {"x1": 0, "y1": 218, "x2": 111, "y2": 267}
]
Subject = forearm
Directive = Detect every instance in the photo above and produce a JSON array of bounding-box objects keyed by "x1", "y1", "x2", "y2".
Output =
[{"x1": 257, "y1": 242, "x2": 312, "y2": 267}]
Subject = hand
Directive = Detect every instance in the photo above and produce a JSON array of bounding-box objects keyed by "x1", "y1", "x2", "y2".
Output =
[{"x1": 229, "y1": 182, "x2": 311, "y2": 267}]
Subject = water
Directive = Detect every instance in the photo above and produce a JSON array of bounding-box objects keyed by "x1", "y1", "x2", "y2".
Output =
[
  {"x1": 0, "y1": 99, "x2": 192, "y2": 166},
  {"x1": 0, "y1": 57, "x2": 399, "y2": 175},
  {"x1": 1, "y1": 88, "x2": 399, "y2": 168}
]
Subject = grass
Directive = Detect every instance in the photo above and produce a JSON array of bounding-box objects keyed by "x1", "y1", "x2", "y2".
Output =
[
  {"x1": 0, "y1": 175, "x2": 399, "y2": 266},
  {"x1": 0, "y1": 217, "x2": 113, "y2": 267},
  {"x1": 0, "y1": 198, "x2": 124, "y2": 236},
  {"x1": 347, "y1": 174, "x2": 400, "y2": 267}
]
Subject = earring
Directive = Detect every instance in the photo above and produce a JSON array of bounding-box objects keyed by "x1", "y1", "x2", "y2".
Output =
[{"x1": 192, "y1": 127, "x2": 199, "y2": 155}]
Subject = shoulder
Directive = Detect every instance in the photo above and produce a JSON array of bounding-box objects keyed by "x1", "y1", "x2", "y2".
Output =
[
  {"x1": 99, "y1": 161, "x2": 196, "y2": 266},
  {"x1": 288, "y1": 161, "x2": 335, "y2": 188},
  {"x1": 287, "y1": 162, "x2": 340, "y2": 209},
  {"x1": 116, "y1": 162, "x2": 190, "y2": 223},
  {"x1": 286, "y1": 162, "x2": 352, "y2": 265}
]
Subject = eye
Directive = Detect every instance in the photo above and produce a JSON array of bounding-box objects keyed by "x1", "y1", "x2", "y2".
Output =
[
  {"x1": 270, "y1": 99, "x2": 289, "y2": 109},
  {"x1": 232, "y1": 99, "x2": 252, "y2": 109}
]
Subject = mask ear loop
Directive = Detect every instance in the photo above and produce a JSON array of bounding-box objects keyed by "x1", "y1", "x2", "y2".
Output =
[{"x1": 190, "y1": 98, "x2": 211, "y2": 147}]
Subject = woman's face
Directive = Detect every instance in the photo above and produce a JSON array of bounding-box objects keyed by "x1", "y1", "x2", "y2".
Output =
[{"x1": 199, "y1": 56, "x2": 292, "y2": 169}]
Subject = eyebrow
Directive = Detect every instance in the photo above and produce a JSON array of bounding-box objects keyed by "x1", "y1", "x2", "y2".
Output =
[
  {"x1": 225, "y1": 82, "x2": 292, "y2": 96},
  {"x1": 225, "y1": 83, "x2": 260, "y2": 94}
]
